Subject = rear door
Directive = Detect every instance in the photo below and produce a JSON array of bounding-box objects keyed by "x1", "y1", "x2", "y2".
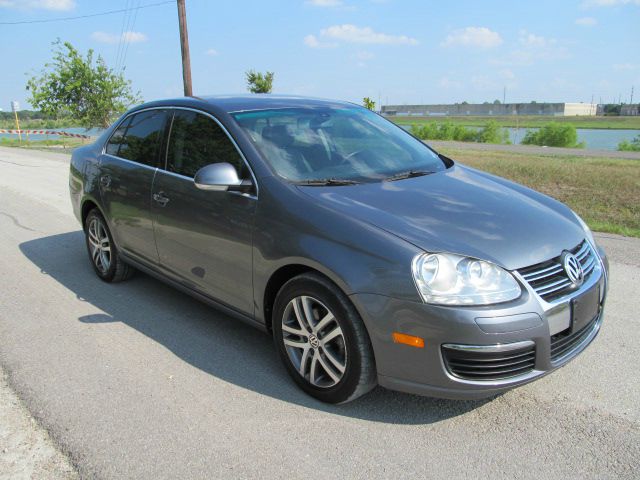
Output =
[
  {"x1": 151, "y1": 109, "x2": 256, "y2": 315},
  {"x1": 99, "y1": 109, "x2": 169, "y2": 264}
]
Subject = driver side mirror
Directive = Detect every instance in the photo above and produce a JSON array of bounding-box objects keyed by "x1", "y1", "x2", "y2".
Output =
[{"x1": 194, "y1": 162, "x2": 253, "y2": 193}]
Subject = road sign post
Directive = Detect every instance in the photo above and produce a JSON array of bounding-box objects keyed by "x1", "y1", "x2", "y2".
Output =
[{"x1": 11, "y1": 101, "x2": 22, "y2": 143}]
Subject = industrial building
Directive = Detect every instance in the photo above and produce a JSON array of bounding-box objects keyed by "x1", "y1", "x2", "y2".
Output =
[
  {"x1": 620, "y1": 104, "x2": 640, "y2": 116},
  {"x1": 381, "y1": 102, "x2": 597, "y2": 117}
]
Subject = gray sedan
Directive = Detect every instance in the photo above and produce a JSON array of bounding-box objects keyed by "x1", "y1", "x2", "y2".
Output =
[{"x1": 69, "y1": 95, "x2": 608, "y2": 403}]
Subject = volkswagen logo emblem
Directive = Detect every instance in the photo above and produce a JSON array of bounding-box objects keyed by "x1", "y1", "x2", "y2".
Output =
[{"x1": 562, "y1": 252, "x2": 584, "y2": 287}]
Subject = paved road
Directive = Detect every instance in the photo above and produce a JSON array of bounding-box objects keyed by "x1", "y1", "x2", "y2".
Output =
[
  {"x1": 427, "y1": 140, "x2": 640, "y2": 160},
  {"x1": 0, "y1": 146, "x2": 638, "y2": 479}
]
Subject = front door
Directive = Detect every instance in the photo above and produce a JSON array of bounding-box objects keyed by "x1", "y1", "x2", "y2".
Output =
[
  {"x1": 152, "y1": 109, "x2": 256, "y2": 315},
  {"x1": 99, "y1": 109, "x2": 168, "y2": 264}
]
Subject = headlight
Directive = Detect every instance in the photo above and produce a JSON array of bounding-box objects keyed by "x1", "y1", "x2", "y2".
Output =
[
  {"x1": 412, "y1": 253, "x2": 521, "y2": 305},
  {"x1": 572, "y1": 210, "x2": 596, "y2": 247}
]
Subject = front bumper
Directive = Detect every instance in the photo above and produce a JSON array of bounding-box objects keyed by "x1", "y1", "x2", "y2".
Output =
[{"x1": 350, "y1": 245, "x2": 609, "y2": 400}]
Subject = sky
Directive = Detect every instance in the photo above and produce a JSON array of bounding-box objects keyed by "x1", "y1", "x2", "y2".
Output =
[{"x1": 0, "y1": 0, "x2": 638, "y2": 110}]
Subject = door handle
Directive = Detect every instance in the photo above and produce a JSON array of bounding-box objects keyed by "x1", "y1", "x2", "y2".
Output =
[
  {"x1": 153, "y1": 191, "x2": 170, "y2": 207},
  {"x1": 100, "y1": 175, "x2": 111, "y2": 188}
]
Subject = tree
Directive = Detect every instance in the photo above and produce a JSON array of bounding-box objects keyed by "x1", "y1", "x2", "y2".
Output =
[
  {"x1": 493, "y1": 99, "x2": 501, "y2": 104},
  {"x1": 362, "y1": 97, "x2": 376, "y2": 111},
  {"x1": 26, "y1": 40, "x2": 140, "y2": 128},
  {"x1": 245, "y1": 70, "x2": 274, "y2": 93}
]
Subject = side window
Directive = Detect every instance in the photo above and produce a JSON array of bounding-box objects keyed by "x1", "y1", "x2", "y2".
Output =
[
  {"x1": 166, "y1": 110, "x2": 246, "y2": 178},
  {"x1": 105, "y1": 116, "x2": 131, "y2": 156},
  {"x1": 117, "y1": 110, "x2": 167, "y2": 167}
]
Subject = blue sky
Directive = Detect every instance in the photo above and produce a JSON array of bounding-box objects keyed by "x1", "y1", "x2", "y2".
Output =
[{"x1": 0, "y1": 0, "x2": 638, "y2": 110}]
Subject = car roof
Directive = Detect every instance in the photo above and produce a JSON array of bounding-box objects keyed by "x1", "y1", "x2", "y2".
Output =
[{"x1": 135, "y1": 94, "x2": 359, "y2": 114}]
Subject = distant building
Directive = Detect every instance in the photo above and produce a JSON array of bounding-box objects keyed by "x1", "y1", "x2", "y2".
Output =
[
  {"x1": 620, "y1": 104, "x2": 640, "y2": 116},
  {"x1": 381, "y1": 102, "x2": 597, "y2": 117}
]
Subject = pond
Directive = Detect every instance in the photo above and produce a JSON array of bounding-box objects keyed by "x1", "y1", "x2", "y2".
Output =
[{"x1": 399, "y1": 125, "x2": 639, "y2": 151}]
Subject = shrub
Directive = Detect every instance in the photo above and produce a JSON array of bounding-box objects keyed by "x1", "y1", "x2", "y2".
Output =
[
  {"x1": 476, "y1": 121, "x2": 510, "y2": 144},
  {"x1": 617, "y1": 135, "x2": 640, "y2": 152},
  {"x1": 521, "y1": 122, "x2": 583, "y2": 148},
  {"x1": 411, "y1": 121, "x2": 509, "y2": 144}
]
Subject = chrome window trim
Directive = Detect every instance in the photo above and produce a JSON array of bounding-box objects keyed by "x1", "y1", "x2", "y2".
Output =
[
  {"x1": 101, "y1": 105, "x2": 259, "y2": 199},
  {"x1": 101, "y1": 153, "x2": 159, "y2": 173}
]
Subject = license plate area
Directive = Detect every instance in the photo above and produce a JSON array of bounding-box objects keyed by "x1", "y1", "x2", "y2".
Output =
[{"x1": 571, "y1": 285, "x2": 600, "y2": 332}]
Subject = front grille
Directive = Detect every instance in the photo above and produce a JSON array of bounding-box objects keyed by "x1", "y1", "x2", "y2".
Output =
[
  {"x1": 550, "y1": 314, "x2": 599, "y2": 362},
  {"x1": 442, "y1": 344, "x2": 536, "y2": 381},
  {"x1": 517, "y1": 240, "x2": 598, "y2": 302}
]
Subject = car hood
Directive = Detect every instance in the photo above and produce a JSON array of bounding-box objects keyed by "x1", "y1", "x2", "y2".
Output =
[{"x1": 297, "y1": 165, "x2": 585, "y2": 270}]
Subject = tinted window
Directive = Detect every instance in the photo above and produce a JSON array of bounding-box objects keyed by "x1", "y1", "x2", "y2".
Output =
[
  {"x1": 117, "y1": 110, "x2": 167, "y2": 166},
  {"x1": 105, "y1": 116, "x2": 131, "y2": 156},
  {"x1": 166, "y1": 110, "x2": 246, "y2": 178}
]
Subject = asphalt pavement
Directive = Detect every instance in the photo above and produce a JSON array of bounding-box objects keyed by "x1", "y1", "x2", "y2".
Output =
[{"x1": 0, "y1": 146, "x2": 638, "y2": 479}]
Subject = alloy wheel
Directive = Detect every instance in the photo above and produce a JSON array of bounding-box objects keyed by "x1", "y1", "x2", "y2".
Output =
[
  {"x1": 281, "y1": 295, "x2": 347, "y2": 388},
  {"x1": 87, "y1": 217, "x2": 111, "y2": 274}
]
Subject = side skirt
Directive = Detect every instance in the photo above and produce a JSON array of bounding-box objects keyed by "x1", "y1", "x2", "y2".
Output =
[{"x1": 121, "y1": 253, "x2": 268, "y2": 334}]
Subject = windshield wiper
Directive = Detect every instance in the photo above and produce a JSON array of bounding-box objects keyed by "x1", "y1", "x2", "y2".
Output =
[
  {"x1": 296, "y1": 178, "x2": 360, "y2": 186},
  {"x1": 384, "y1": 170, "x2": 435, "y2": 182}
]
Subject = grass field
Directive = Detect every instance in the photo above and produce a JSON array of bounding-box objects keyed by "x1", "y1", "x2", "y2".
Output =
[
  {"x1": 439, "y1": 146, "x2": 640, "y2": 238},
  {"x1": 391, "y1": 115, "x2": 640, "y2": 130}
]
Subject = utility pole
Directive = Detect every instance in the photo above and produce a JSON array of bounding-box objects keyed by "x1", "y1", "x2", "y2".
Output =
[
  {"x1": 503, "y1": 86, "x2": 506, "y2": 104},
  {"x1": 631, "y1": 85, "x2": 634, "y2": 105},
  {"x1": 177, "y1": 0, "x2": 193, "y2": 97}
]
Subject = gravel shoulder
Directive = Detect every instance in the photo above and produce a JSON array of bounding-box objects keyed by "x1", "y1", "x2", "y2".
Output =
[{"x1": 0, "y1": 369, "x2": 77, "y2": 480}]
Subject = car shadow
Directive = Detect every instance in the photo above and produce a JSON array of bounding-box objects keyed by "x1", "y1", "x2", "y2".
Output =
[{"x1": 19, "y1": 231, "x2": 492, "y2": 424}]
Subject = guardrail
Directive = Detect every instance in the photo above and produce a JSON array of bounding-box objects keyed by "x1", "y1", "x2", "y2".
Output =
[{"x1": 0, "y1": 129, "x2": 91, "y2": 139}]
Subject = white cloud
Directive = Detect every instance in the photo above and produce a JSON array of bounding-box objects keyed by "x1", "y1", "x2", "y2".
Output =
[
  {"x1": 441, "y1": 27, "x2": 503, "y2": 49},
  {"x1": 354, "y1": 50, "x2": 374, "y2": 60},
  {"x1": 319, "y1": 24, "x2": 418, "y2": 45},
  {"x1": 499, "y1": 69, "x2": 515, "y2": 80},
  {"x1": 91, "y1": 31, "x2": 148, "y2": 45},
  {"x1": 492, "y1": 30, "x2": 568, "y2": 66},
  {"x1": 613, "y1": 63, "x2": 638, "y2": 70},
  {"x1": 0, "y1": 0, "x2": 75, "y2": 9},
  {"x1": 306, "y1": 0, "x2": 343, "y2": 6},
  {"x1": 205, "y1": 48, "x2": 219, "y2": 56},
  {"x1": 518, "y1": 31, "x2": 551, "y2": 47},
  {"x1": 575, "y1": 16, "x2": 598, "y2": 26},
  {"x1": 582, "y1": 0, "x2": 640, "y2": 6},
  {"x1": 303, "y1": 34, "x2": 337, "y2": 48},
  {"x1": 439, "y1": 76, "x2": 462, "y2": 89}
]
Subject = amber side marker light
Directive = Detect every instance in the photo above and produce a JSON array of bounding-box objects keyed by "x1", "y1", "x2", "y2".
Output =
[{"x1": 392, "y1": 332, "x2": 425, "y2": 348}]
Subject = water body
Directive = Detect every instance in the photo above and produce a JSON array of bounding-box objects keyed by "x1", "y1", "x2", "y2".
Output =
[
  {"x1": 400, "y1": 125, "x2": 639, "y2": 151},
  {"x1": 505, "y1": 127, "x2": 638, "y2": 150}
]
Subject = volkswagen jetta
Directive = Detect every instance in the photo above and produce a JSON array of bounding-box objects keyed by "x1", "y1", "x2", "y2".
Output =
[{"x1": 69, "y1": 95, "x2": 609, "y2": 403}]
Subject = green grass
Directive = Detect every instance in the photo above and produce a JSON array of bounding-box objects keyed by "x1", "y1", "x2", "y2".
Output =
[
  {"x1": 0, "y1": 118, "x2": 78, "y2": 130},
  {"x1": 0, "y1": 137, "x2": 86, "y2": 150},
  {"x1": 391, "y1": 115, "x2": 640, "y2": 130},
  {"x1": 438, "y1": 146, "x2": 640, "y2": 238}
]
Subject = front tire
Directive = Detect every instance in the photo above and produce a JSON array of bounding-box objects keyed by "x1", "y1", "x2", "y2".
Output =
[
  {"x1": 272, "y1": 273, "x2": 377, "y2": 404},
  {"x1": 84, "y1": 209, "x2": 134, "y2": 283}
]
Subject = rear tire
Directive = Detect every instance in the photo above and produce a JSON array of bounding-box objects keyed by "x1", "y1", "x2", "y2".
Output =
[
  {"x1": 84, "y1": 209, "x2": 134, "y2": 283},
  {"x1": 272, "y1": 273, "x2": 377, "y2": 404}
]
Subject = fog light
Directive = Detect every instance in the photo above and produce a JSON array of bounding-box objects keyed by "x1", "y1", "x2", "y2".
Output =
[{"x1": 392, "y1": 332, "x2": 425, "y2": 348}]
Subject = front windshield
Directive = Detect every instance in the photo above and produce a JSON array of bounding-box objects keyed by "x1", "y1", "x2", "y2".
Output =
[{"x1": 231, "y1": 106, "x2": 448, "y2": 183}]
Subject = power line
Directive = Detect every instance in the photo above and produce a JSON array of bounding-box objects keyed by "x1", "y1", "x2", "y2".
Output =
[
  {"x1": 119, "y1": 0, "x2": 142, "y2": 73},
  {"x1": 0, "y1": 1, "x2": 172, "y2": 25},
  {"x1": 114, "y1": 0, "x2": 132, "y2": 72}
]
